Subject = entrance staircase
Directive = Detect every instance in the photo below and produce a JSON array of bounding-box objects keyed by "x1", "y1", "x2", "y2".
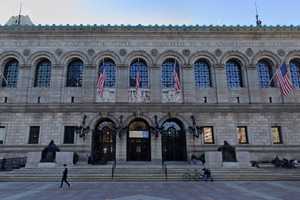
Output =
[{"x1": 1, "y1": 163, "x2": 300, "y2": 182}]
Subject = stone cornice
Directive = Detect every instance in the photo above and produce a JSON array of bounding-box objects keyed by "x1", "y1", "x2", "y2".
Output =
[
  {"x1": 1, "y1": 24, "x2": 300, "y2": 32},
  {"x1": 0, "y1": 103, "x2": 300, "y2": 113},
  {"x1": 1, "y1": 25, "x2": 300, "y2": 38}
]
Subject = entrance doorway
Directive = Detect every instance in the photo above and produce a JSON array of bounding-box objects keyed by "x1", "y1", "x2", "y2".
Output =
[
  {"x1": 127, "y1": 119, "x2": 151, "y2": 161},
  {"x1": 92, "y1": 120, "x2": 116, "y2": 164},
  {"x1": 161, "y1": 118, "x2": 187, "y2": 161}
]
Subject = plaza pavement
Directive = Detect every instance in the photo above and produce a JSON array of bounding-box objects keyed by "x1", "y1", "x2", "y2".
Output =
[{"x1": 0, "y1": 181, "x2": 299, "y2": 200}]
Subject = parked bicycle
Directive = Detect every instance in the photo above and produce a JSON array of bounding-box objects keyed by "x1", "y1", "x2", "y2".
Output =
[{"x1": 182, "y1": 169, "x2": 202, "y2": 181}]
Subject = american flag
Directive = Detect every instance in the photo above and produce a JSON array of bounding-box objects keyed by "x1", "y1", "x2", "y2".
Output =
[
  {"x1": 173, "y1": 66, "x2": 181, "y2": 91},
  {"x1": 274, "y1": 64, "x2": 294, "y2": 96},
  {"x1": 97, "y1": 70, "x2": 106, "y2": 97}
]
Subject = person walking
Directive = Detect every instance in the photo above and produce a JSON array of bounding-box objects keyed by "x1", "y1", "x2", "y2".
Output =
[
  {"x1": 60, "y1": 164, "x2": 70, "y2": 188},
  {"x1": 202, "y1": 168, "x2": 213, "y2": 182}
]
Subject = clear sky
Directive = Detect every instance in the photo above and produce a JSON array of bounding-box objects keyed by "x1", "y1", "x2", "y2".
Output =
[{"x1": 0, "y1": 0, "x2": 299, "y2": 26}]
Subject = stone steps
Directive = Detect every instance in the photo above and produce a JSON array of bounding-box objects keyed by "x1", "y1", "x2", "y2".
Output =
[{"x1": 1, "y1": 165, "x2": 300, "y2": 182}]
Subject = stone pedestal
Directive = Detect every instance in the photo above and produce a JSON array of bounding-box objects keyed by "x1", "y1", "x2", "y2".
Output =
[
  {"x1": 205, "y1": 152, "x2": 222, "y2": 168},
  {"x1": 38, "y1": 162, "x2": 57, "y2": 168},
  {"x1": 56, "y1": 152, "x2": 73, "y2": 166},
  {"x1": 222, "y1": 162, "x2": 239, "y2": 168},
  {"x1": 25, "y1": 152, "x2": 41, "y2": 168},
  {"x1": 26, "y1": 152, "x2": 74, "y2": 168},
  {"x1": 237, "y1": 151, "x2": 251, "y2": 168}
]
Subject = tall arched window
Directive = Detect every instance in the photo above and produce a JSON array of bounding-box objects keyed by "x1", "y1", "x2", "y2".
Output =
[
  {"x1": 225, "y1": 59, "x2": 243, "y2": 88},
  {"x1": 290, "y1": 59, "x2": 300, "y2": 88},
  {"x1": 129, "y1": 58, "x2": 148, "y2": 88},
  {"x1": 99, "y1": 58, "x2": 116, "y2": 88},
  {"x1": 194, "y1": 59, "x2": 211, "y2": 88},
  {"x1": 161, "y1": 58, "x2": 180, "y2": 88},
  {"x1": 66, "y1": 59, "x2": 83, "y2": 87},
  {"x1": 34, "y1": 59, "x2": 51, "y2": 87},
  {"x1": 257, "y1": 59, "x2": 274, "y2": 88},
  {"x1": 2, "y1": 59, "x2": 19, "y2": 88}
]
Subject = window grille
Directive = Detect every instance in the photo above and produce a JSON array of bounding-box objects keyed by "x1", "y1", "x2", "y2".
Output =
[
  {"x1": 161, "y1": 58, "x2": 180, "y2": 88},
  {"x1": 257, "y1": 60, "x2": 274, "y2": 88},
  {"x1": 99, "y1": 59, "x2": 116, "y2": 88},
  {"x1": 66, "y1": 59, "x2": 83, "y2": 87},
  {"x1": 2, "y1": 60, "x2": 18, "y2": 88},
  {"x1": 194, "y1": 60, "x2": 211, "y2": 88},
  {"x1": 290, "y1": 60, "x2": 300, "y2": 88},
  {"x1": 129, "y1": 59, "x2": 148, "y2": 88},
  {"x1": 28, "y1": 126, "x2": 40, "y2": 144},
  {"x1": 34, "y1": 60, "x2": 51, "y2": 87},
  {"x1": 226, "y1": 60, "x2": 243, "y2": 88}
]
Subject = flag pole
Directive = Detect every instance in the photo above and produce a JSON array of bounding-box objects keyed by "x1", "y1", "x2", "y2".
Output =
[
  {"x1": 18, "y1": 1, "x2": 22, "y2": 25},
  {"x1": 268, "y1": 65, "x2": 279, "y2": 87},
  {"x1": 287, "y1": 64, "x2": 296, "y2": 96},
  {"x1": 0, "y1": 70, "x2": 8, "y2": 86}
]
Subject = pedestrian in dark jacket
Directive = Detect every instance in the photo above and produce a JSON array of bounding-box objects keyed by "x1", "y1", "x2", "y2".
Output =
[
  {"x1": 202, "y1": 168, "x2": 213, "y2": 182},
  {"x1": 60, "y1": 164, "x2": 70, "y2": 188}
]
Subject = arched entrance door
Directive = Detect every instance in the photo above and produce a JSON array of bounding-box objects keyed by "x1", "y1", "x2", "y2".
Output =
[
  {"x1": 161, "y1": 118, "x2": 187, "y2": 161},
  {"x1": 92, "y1": 120, "x2": 116, "y2": 164},
  {"x1": 127, "y1": 118, "x2": 151, "y2": 161}
]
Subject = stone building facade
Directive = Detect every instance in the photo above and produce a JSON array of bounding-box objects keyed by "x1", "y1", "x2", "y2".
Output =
[{"x1": 1, "y1": 18, "x2": 300, "y2": 164}]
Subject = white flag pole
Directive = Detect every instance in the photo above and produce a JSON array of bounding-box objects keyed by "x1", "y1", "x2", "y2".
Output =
[
  {"x1": 0, "y1": 70, "x2": 8, "y2": 86},
  {"x1": 268, "y1": 64, "x2": 279, "y2": 87}
]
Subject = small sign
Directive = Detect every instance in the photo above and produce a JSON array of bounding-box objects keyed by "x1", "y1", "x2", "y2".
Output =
[{"x1": 129, "y1": 131, "x2": 149, "y2": 138}]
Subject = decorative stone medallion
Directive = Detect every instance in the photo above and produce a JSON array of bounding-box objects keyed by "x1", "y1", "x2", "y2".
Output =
[
  {"x1": 87, "y1": 49, "x2": 95, "y2": 56},
  {"x1": 245, "y1": 48, "x2": 254, "y2": 57},
  {"x1": 277, "y1": 49, "x2": 286, "y2": 57},
  {"x1": 119, "y1": 49, "x2": 127, "y2": 57},
  {"x1": 214, "y1": 49, "x2": 222, "y2": 57},
  {"x1": 22, "y1": 49, "x2": 30, "y2": 57},
  {"x1": 182, "y1": 49, "x2": 191, "y2": 57},
  {"x1": 151, "y1": 49, "x2": 158, "y2": 57},
  {"x1": 55, "y1": 48, "x2": 63, "y2": 57}
]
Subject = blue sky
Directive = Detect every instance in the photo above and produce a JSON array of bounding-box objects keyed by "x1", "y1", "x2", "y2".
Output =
[{"x1": 0, "y1": 0, "x2": 299, "y2": 25}]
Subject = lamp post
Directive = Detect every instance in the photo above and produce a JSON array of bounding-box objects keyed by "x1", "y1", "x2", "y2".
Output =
[
  {"x1": 189, "y1": 115, "x2": 201, "y2": 138},
  {"x1": 76, "y1": 115, "x2": 90, "y2": 141}
]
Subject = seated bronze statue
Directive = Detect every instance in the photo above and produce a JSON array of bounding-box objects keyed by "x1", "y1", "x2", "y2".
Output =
[
  {"x1": 217, "y1": 141, "x2": 237, "y2": 162},
  {"x1": 40, "y1": 140, "x2": 60, "y2": 162}
]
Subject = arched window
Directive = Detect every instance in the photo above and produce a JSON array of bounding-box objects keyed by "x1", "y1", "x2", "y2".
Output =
[
  {"x1": 161, "y1": 58, "x2": 180, "y2": 89},
  {"x1": 99, "y1": 58, "x2": 116, "y2": 88},
  {"x1": 2, "y1": 59, "x2": 19, "y2": 88},
  {"x1": 225, "y1": 59, "x2": 243, "y2": 88},
  {"x1": 129, "y1": 58, "x2": 148, "y2": 88},
  {"x1": 66, "y1": 59, "x2": 83, "y2": 87},
  {"x1": 194, "y1": 59, "x2": 211, "y2": 88},
  {"x1": 290, "y1": 59, "x2": 300, "y2": 88},
  {"x1": 34, "y1": 59, "x2": 51, "y2": 87},
  {"x1": 257, "y1": 59, "x2": 274, "y2": 88}
]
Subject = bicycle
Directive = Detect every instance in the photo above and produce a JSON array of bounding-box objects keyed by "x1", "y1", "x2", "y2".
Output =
[{"x1": 182, "y1": 169, "x2": 202, "y2": 181}]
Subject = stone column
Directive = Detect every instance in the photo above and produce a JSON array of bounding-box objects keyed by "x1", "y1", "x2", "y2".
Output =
[
  {"x1": 116, "y1": 134, "x2": 127, "y2": 162},
  {"x1": 116, "y1": 64, "x2": 129, "y2": 103},
  {"x1": 215, "y1": 64, "x2": 229, "y2": 103},
  {"x1": 151, "y1": 134, "x2": 162, "y2": 163},
  {"x1": 150, "y1": 64, "x2": 161, "y2": 103},
  {"x1": 19, "y1": 64, "x2": 31, "y2": 103},
  {"x1": 82, "y1": 64, "x2": 96, "y2": 102},
  {"x1": 50, "y1": 64, "x2": 64, "y2": 103},
  {"x1": 182, "y1": 64, "x2": 196, "y2": 103},
  {"x1": 246, "y1": 64, "x2": 259, "y2": 103}
]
